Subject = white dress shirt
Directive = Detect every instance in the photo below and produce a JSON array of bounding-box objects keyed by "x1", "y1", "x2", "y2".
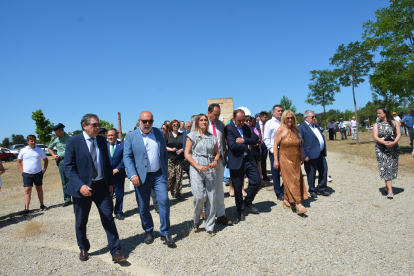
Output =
[
  {"x1": 259, "y1": 121, "x2": 265, "y2": 140},
  {"x1": 83, "y1": 132, "x2": 103, "y2": 180},
  {"x1": 305, "y1": 121, "x2": 325, "y2": 152},
  {"x1": 351, "y1": 120, "x2": 357, "y2": 128},
  {"x1": 264, "y1": 117, "x2": 281, "y2": 153},
  {"x1": 338, "y1": 121, "x2": 347, "y2": 129},
  {"x1": 209, "y1": 120, "x2": 221, "y2": 155},
  {"x1": 140, "y1": 128, "x2": 161, "y2": 173}
]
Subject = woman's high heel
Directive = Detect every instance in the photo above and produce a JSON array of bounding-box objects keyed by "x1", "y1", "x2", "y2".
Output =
[
  {"x1": 295, "y1": 204, "x2": 307, "y2": 214},
  {"x1": 282, "y1": 202, "x2": 291, "y2": 209}
]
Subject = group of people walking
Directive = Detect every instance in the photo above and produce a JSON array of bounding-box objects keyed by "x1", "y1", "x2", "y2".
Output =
[
  {"x1": 10, "y1": 104, "x2": 414, "y2": 264},
  {"x1": 327, "y1": 117, "x2": 358, "y2": 141}
]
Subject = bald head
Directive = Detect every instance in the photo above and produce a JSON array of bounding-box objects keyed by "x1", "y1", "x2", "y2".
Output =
[{"x1": 139, "y1": 111, "x2": 154, "y2": 134}]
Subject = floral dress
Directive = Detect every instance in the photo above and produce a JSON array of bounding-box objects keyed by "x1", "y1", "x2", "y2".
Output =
[{"x1": 375, "y1": 120, "x2": 399, "y2": 180}]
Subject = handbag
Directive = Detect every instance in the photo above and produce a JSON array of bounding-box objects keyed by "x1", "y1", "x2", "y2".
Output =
[{"x1": 298, "y1": 134, "x2": 305, "y2": 148}]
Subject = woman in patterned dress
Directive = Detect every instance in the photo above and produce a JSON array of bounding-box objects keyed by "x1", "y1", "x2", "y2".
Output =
[
  {"x1": 373, "y1": 107, "x2": 401, "y2": 199},
  {"x1": 184, "y1": 114, "x2": 220, "y2": 236}
]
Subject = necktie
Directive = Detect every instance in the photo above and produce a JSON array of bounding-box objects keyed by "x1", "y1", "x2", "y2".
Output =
[
  {"x1": 89, "y1": 138, "x2": 98, "y2": 179},
  {"x1": 212, "y1": 123, "x2": 219, "y2": 149},
  {"x1": 111, "y1": 144, "x2": 115, "y2": 157}
]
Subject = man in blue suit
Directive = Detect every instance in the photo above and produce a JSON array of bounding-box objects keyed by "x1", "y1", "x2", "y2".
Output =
[
  {"x1": 225, "y1": 109, "x2": 261, "y2": 221},
  {"x1": 64, "y1": 114, "x2": 126, "y2": 262},
  {"x1": 298, "y1": 110, "x2": 331, "y2": 198},
  {"x1": 107, "y1": 128, "x2": 126, "y2": 220},
  {"x1": 124, "y1": 111, "x2": 175, "y2": 247}
]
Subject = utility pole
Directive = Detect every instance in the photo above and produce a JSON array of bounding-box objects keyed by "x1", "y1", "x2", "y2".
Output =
[{"x1": 118, "y1": 112, "x2": 122, "y2": 138}]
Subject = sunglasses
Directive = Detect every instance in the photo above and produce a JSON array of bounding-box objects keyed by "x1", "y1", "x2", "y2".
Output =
[
  {"x1": 141, "y1": 120, "x2": 154, "y2": 125},
  {"x1": 245, "y1": 119, "x2": 252, "y2": 122},
  {"x1": 173, "y1": 124, "x2": 179, "y2": 126},
  {"x1": 89, "y1": 123, "x2": 100, "y2": 128},
  {"x1": 286, "y1": 117, "x2": 294, "y2": 120},
  {"x1": 311, "y1": 116, "x2": 316, "y2": 119}
]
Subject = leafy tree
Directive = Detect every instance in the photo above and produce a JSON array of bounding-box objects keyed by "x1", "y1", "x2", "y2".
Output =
[
  {"x1": 306, "y1": 69, "x2": 341, "y2": 130},
  {"x1": 295, "y1": 113, "x2": 304, "y2": 124},
  {"x1": 329, "y1": 41, "x2": 375, "y2": 144},
  {"x1": 31, "y1": 110, "x2": 54, "y2": 145},
  {"x1": 71, "y1": 130, "x2": 83, "y2": 136},
  {"x1": 359, "y1": 101, "x2": 378, "y2": 130},
  {"x1": 1, "y1": 137, "x2": 10, "y2": 148},
  {"x1": 99, "y1": 120, "x2": 114, "y2": 130},
  {"x1": 344, "y1": 109, "x2": 355, "y2": 121},
  {"x1": 11, "y1": 134, "x2": 27, "y2": 145},
  {"x1": 280, "y1": 95, "x2": 297, "y2": 114},
  {"x1": 363, "y1": 0, "x2": 414, "y2": 98}
]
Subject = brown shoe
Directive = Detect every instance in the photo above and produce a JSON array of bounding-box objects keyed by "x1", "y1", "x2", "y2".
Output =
[
  {"x1": 79, "y1": 249, "x2": 89, "y2": 261},
  {"x1": 201, "y1": 212, "x2": 205, "y2": 220},
  {"x1": 216, "y1": 216, "x2": 233, "y2": 225},
  {"x1": 112, "y1": 251, "x2": 127, "y2": 262}
]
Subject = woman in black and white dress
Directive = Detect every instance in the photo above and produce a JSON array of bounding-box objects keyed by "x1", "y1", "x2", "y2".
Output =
[{"x1": 373, "y1": 107, "x2": 401, "y2": 199}]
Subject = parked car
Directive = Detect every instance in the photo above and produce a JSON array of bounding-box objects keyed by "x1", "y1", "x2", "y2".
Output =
[
  {"x1": 36, "y1": 144, "x2": 55, "y2": 156},
  {"x1": 0, "y1": 150, "x2": 17, "y2": 162},
  {"x1": 10, "y1": 144, "x2": 25, "y2": 156},
  {"x1": 0, "y1": 148, "x2": 11, "y2": 153}
]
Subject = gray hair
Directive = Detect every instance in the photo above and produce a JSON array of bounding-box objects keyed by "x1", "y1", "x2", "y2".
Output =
[
  {"x1": 81, "y1": 114, "x2": 99, "y2": 129},
  {"x1": 108, "y1": 127, "x2": 118, "y2": 135},
  {"x1": 190, "y1": 115, "x2": 197, "y2": 122},
  {"x1": 303, "y1": 110, "x2": 315, "y2": 119},
  {"x1": 186, "y1": 121, "x2": 191, "y2": 124}
]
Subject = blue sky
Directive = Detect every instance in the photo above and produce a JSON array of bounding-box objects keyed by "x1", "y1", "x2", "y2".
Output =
[{"x1": 1, "y1": 0, "x2": 389, "y2": 142}]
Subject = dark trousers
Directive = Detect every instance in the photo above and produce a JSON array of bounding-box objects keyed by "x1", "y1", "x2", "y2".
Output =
[
  {"x1": 134, "y1": 169, "x2": 170, "y2": 236},
  {"x1": 58, "y1": 160, "x2": 71, "y2": 203},
  {"x1": 340, "y1": 128, "x2": 347, "y2": 140},
  {"x1": 113, "y1": 178, "x2": 125, "y2": 216},
  {"x1": 72, "y1": 179, "x2": 121, "y2": 256},
  {"x1": 269, "y1": 153, "x2": 283, "y2": 197},
  {"x1": 230, "y1": 157, "x2": 261, "y2": 213},
  {"x1": 304, "y1": 152, "x2": 328, "y2": 192},
  {"x1": 328, "y1": 129, "x2": 334, "y2": 140},
  {"x1": 260, "y1": 144, "x2": 269, "y2": 179}
]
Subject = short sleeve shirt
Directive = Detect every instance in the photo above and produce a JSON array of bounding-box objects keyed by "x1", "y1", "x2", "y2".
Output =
[
  {"x1": 18, "y1": 146, "x2": 47, "y2": 174},
  {"x1": 48, "y1": 133, "x2": 70, "y2": 156},
  {"x1": 402, "y1": 114, "x2": 414, "y2": 128}
]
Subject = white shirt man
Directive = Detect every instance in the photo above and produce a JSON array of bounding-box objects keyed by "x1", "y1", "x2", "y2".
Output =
[
  {"x1": 304, "y1": 121, "x2": 325, "y2": 152},
  {"x1": 264, "y1": 117, "x2": 281, "y2": 154},
  {"x1": 351, "y1": 118, "x2": 358, "y2": 140}
]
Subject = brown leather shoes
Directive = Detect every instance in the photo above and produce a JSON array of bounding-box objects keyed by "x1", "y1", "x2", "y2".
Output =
[
  {"x1": 79, "y1": 249, "x2": 89, "y2": 261},
  {"x1": 216, "y1": 216, "x2": 233, "y2": 225},
  {"x1": 112, "y1": 251, "x2": 127, "y2": 262},
  {"x1": 201, "y1": 212, "x2": 205, "y2": 220}
]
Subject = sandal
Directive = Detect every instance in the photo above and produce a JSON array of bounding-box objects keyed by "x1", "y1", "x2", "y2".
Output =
[
  {"x1": 387, "y1": 194, "x2": 394, "y2": 199},
  {"x1": 295, "y1": 204, "x2": 307, "y2": 214},
  {"x1": 282, "y1": 201, "x2": 291, "y2": 209},
  {"x1": 206, "y1": 230, "x2": 216, "y2": 237}
]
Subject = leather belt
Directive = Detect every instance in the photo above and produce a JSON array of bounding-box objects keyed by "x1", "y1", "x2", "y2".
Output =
[{"x1": 91, "y1": 179, "x2": 103, "y2": 184}]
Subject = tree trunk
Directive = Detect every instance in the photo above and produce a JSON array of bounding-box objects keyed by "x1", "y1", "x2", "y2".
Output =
[
  {"x1": 352, "y1": 61, "x2": 359, "y2": 144},
  {"x1": 323, "y1": 105, "x2": 327, "y2": 139}
]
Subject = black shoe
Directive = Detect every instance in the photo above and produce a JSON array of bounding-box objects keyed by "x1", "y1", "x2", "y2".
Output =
[
  {"x1": 309, "y1": 192, "x2": 318, "y2": 198},
  {"x1": 115, "y1": 214, "x2": 124, "y2": 220},
  {"x1": 237, "y1": 212, "x2": 245, "y2": 221},
  {"x1": 245, "y1": 204, "x2": 259, "y2": 214},
  {"x1": 21, "y1": 209, "x2": 30, "y2": 216},
  {"x1": 161, "y1": 234, "x2": 176, "y2": 246},
  {"x1": 144, "y1": 232, "x2": 154, "y2": 245},
  {"x1": 317, "y1": 191, "x2": 331, "y2": 196},
  {"x1": 63, "y1": 201, "x2": 72, "y2": 207},
  {"x1": 263, "y1": 176, "x2": 271, "y2": 181},
  {"x1": 277, "y1": 195, "x2": 284, "y2": 201},
  {"x1": 40, "y1": 204, "x2": 48, "y2": 211}
]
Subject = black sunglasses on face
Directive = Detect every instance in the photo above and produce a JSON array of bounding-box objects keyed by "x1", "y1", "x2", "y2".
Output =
[
  {"x1": 141, "y1": 120, "x2": 154, "y2": 124},
  {"x1": 90, "y1": 123, "x2": 100, "y2": 128}
]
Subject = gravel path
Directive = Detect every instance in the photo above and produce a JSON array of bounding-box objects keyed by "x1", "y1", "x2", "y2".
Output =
[{"x1": 1, "y1": 151, "x2": 413, "y2": 275}]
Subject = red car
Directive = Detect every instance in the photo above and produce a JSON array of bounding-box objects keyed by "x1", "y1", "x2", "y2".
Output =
[{"x1": 0, "y1": 150, "x2": 17, "y2": 162}]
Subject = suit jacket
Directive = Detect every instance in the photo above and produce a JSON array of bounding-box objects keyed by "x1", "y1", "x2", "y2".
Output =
[
  {"x1": 123, "y1": 127, "x2": 168, "y2": 184},
  {"x1": 191, "y1": 120, "x2": 227, "y2": 166},
  {"x1": 64, "y1": 133, "x2": 113, "y2": 198},
  {"x1": 225, "y1": 122, "x2": 259, "y2": 170},
  {"x1": 298, "y1": 123, "x2": 327, "y2": 160},
  {"x1": 107, "y1": 141, "x2": 126, "y2": 179}
]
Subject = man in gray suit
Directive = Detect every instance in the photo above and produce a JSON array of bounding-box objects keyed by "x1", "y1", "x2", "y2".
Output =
[
  {"x1": 207, "y1": 104, "x2": 233, "y2": 226},
  {"x1": 124, "y1": 111, "x2": 175, "y2": 247}
]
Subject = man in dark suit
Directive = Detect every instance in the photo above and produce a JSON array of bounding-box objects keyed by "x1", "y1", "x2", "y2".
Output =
[
  {"x1": 65, "y1": 114, "x2": 127, "y2": 262},
  {"x1": 298, "y1": 110, "x2": 331, "y2": 198},
  {"x1": 256, "y1": 111, "x2": 270, "y2": 181},
  {"x1": 107, "y1": 128, "x2": 126, "y2": 220},
  {"x1": 225, "y1": 109, "x2": 261, "y2": 221},
  {"x1": 124, "y1": 111, "x2": 175, "y2": 247}
]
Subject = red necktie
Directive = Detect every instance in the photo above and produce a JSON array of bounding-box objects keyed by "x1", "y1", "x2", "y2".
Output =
[
  {"x1": 212, "y1": 123, "x2": 217, "y2": 137},
  {"x1": 262, "y1": 123, "x2": 265, "y2": 136}
]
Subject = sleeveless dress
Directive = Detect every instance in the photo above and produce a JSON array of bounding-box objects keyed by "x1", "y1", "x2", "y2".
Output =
[
  {"x1": 375, "y1": 120, "x2": 399, "y2": 180},
  {"x1": 279, "y1": 128, "x2": 308, "y2": 203}
]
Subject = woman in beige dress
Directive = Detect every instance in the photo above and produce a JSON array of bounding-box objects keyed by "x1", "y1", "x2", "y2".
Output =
[{"x1": 273, "y1": 110, "x2": 308, "y2": 214}]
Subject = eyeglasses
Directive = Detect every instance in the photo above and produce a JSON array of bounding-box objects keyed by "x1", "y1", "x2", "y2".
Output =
[
  {"x1": 286, "y1": 117, "x2": 294, "y2": 120},
  {"x1": 245, "y1": 119, "x2": 252, "y2": 122},
  {"x1": 141, "y1": 120, "x2": 154, "y2": 125},
  {"x1": 89, "y1": 123, "x2": 100, "y2": 128},
  {"x1": 173, "y1": 124, "x2": 179, "y2": 126},
  {"x1": 310, "y1": 116, "x2": 316, "y2": 119}
]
